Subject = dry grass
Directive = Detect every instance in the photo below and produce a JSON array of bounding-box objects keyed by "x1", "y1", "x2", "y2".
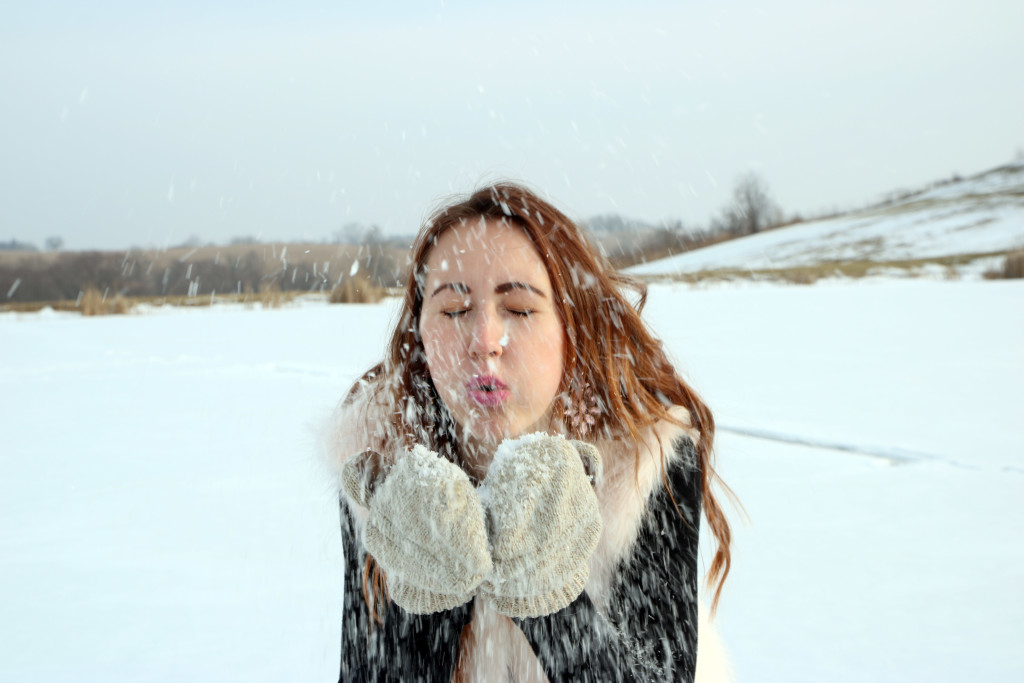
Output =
[
  {"x1": 0, "y1": 289, "x2": 304, "y2": 315},
  {"x1": 641, "y1": 251, "x2": 1013, "y2": 285},
  {"x1": 257, "y1": 282, "x2": 284, "y2": 309},
  {"x1": 984, "y1": 250, "x2": 1024, "y2": 279},
  {"x1": 330, "y1": 275, "x2": 386, "y2": 304},
  {"x1": 80, "y1": 288, "x2": 133, "y2": 316}
]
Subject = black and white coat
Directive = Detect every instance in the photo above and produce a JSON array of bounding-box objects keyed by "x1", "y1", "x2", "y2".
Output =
[{"x1": 327, "y1": 388, "x2": 731, "y2": 683}]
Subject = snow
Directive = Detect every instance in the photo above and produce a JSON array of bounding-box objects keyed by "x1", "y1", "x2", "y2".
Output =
[
  {"x1": 493, "y1": 432, "x2": 565, "y2": 460},
  {"x1": 407, "y1": 444, "x2": 455, "y2": 483},
  {"x1": 629, "y1": 163, "x2": 1024, "y2": 275},
  {"x1": 1, "y1": 281, "x2": 1021, "y2": 681},
  {"x1": 480, "y1": 433, "x2": 561, "y2": 521}
]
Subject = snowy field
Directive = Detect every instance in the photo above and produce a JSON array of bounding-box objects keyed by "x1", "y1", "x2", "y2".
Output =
[
  {"x1": 1, "y1": 279, "x2": 1022, "y2": 682},
  {"x1": 630, "y1": 162, "x2": 1024, "y2": 275}
]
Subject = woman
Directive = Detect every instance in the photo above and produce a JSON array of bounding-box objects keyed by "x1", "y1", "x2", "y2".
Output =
[{"x1": 327, "y1": 183, "x2": 732, "y2": 682}]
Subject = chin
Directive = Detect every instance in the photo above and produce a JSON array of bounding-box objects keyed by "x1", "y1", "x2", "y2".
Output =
[
  {"x1": 474, "y1": 423, "x2": 517, "y2": 443},
  {"x1": 455, "y1": 405, "x2": 555, "y2": 445},
  {"x1": 460, "y1": 415, "x2": 522, "y2": 445}
]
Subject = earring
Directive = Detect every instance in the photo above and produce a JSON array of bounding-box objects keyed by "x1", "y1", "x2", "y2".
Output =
[{"x1": 565, "y1": 381, "x2": 600, "y2": 437}]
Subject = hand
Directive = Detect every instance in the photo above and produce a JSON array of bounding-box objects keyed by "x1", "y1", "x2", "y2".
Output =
[
  {"x1": 478, "y1": 433, "x2": 603, "y2": 618},
  {"x1": 341, "y1": 445, "x2": 493, "y2": 614}
]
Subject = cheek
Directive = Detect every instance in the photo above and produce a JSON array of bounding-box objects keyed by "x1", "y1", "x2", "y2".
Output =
[
  {"x1": 420, "y1": 321, "x2": 459, "y2": 384},
  {"x1": 518, "y1": 323, "x2": 565, "y2": 386},
  {"x1": 545, "y1": 338, "x2": 566, "y2": 389}
]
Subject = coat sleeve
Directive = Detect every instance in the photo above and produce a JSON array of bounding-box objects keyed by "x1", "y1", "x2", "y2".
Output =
[
  {"x1": 514, "y1": 436, "x2": 703, "y2": 682},
  {"x1": 338, "y1": 497, "x2": 473, "y2": 683}
]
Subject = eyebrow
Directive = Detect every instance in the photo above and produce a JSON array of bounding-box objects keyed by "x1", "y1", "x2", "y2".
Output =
[
  {"x1": 430, "y1": 281, "x2": 547, "y2": 298},
  {"x1": 430, "y1": 282, "x2": 469, "y2": 297}
]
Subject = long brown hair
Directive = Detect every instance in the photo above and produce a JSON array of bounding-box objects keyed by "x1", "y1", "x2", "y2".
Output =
[{"x1": 349, "y1": 182, "x2": 732, "y2": 622}]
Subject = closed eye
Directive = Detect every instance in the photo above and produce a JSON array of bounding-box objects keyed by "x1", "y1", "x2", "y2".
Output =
[
  {"x1": 442, "y1": 309, "x2": 469, "y2": 319},
  {"x1": 506, "y1": 308, "x2": 534, "y2": 318}
]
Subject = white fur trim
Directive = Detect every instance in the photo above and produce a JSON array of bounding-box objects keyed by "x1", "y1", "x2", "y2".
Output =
[
  {"x1": 325, "y1": 380, "x2": 389, "y2": 471},
  {"x1": 585, "y1": 405, "x2": 699, "y2": 609},
  {"x1": 457, "y1": 597, "x2": 549, "y2": 683},
  {"x1": 323, "y1": 378, "x2": 398, "y2": 528},
  {"x1": 696, "y1": 601, "x2": 734, "y2": 683}
]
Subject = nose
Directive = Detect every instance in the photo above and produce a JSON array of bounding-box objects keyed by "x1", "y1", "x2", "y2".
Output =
[{"x1": 468, "y1": 308, "x2": 504, "y2": 358}]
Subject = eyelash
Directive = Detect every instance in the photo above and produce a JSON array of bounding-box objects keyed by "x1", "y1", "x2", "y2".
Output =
[{"x1": 442, "y1": 307, "x2": 534, "y2": 319}]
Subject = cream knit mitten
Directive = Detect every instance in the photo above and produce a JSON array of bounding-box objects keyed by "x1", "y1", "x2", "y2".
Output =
[
  {"x1": 341, "y1": 445, "x2": 493, "y2": 615},
  {"x1": 478, "y1": 433, "x2": 603, "y2": 618}
]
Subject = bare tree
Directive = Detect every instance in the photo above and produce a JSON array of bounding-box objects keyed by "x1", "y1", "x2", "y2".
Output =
[
  {"x1": 333, "y1": 222, "x2": 366, "y2": 245},
  {"x1": 715, "y1": 172, "x2": 782, "y2": 236}
]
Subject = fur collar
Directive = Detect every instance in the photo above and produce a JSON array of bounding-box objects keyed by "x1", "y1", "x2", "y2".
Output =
[
  {"x1": 585, "y1": 404, "x2": 699, "y2": 609},
  {"x1": 322, "y1": 379, "x2": 398, "y2": 528}
]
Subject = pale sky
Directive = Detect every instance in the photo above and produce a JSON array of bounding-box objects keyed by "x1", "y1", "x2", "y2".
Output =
[{"x1": 3, "y1": 0, "x2": 1022, "y2": 250}]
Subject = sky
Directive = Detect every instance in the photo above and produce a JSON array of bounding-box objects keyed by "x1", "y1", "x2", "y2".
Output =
[{"x1": 2, "y1": 0, "x2": 1022, "y2": 250}]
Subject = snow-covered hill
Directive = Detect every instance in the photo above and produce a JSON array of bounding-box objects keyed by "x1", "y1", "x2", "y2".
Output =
[{"x1": 629, "y1": 162, "x2": 1024, "y2": 277}]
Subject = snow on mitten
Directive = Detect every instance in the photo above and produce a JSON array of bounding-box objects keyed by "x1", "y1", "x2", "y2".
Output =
[
  {"x1": 478, "y1": 433, "x2": 603, "y2": 618},
  {"x1": 341, "y1": 445, "x2": 493, "y2": 614}
]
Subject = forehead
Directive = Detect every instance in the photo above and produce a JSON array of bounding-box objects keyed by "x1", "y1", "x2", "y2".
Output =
[{"x1": 424, "y1": 219, "x2": 549, "y2": 282}]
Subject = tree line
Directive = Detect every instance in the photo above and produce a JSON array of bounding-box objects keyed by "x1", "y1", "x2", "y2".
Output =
[
  {"x1": 0, "y1": 242, "x2": 409, "y2": 304},
  {"x1": 2, "y1": 173, "x2": 786, "y2": 304}
]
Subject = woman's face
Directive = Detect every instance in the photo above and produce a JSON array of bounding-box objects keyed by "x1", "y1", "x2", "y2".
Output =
[{"x1": 419, "y1": 218, "x2": 565, "y2": 444}]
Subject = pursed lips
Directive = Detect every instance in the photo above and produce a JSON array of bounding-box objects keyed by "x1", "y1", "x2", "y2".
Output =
[{"x1": 466, "y1": 375, "x2": 510, "y2": 406}]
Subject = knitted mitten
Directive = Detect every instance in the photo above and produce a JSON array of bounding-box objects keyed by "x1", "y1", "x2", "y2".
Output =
[
  {"x1": 478, "y1": 433, "x2": 603, "y2": 618},
  {"x1": 341, "y1": 445, "x2": 493, "y2": 614}
]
